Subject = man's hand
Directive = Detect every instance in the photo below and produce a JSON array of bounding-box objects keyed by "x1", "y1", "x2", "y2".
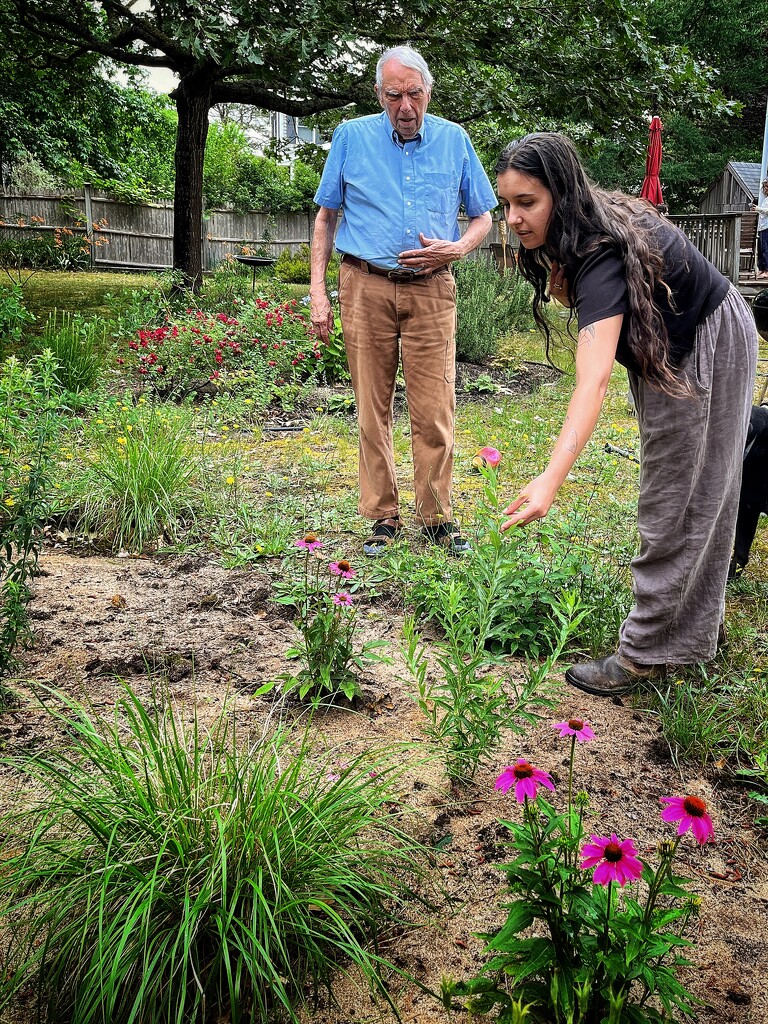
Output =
[
  {"x1": 398, "y1": 232, "x2": 460, "y2": 273},
  {"x1": 309, "y1": 288, "x2": 335, "y2": 344}
]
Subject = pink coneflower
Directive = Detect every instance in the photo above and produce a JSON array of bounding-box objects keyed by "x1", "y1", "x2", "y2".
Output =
[
  {"x1": 552, "y1": 718, "x2": 596, "y2": 743},
  {"x1": 659, "y1": 795, "x2": 715, "y2": 845},
  {"x1": 495, "y1": 760, "x2": 555, "y2": 803},
  {"x1": 295, "y1": 532, "x2": 323, "y2": 552},
  {"x1": 329, "y1": 559, "x2": 355, "y2": 579},
  {"x1": 580, "y1": 834, "x2": 643, "y2": 887},
  {"x1": 332, "y1": 591, "x2": 353, "y2": 607}
]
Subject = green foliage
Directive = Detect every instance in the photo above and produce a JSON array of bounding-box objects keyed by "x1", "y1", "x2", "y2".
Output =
[
  {"x1": 0, "y1": 352, "x2": 62, "y2": 678},
  {"x1": 71, "y1": 400, "x2": 198, "y2": 552},
  {"x1": 0, "y1": 283, "x2": 35, "y2": 347},
  {"x1": 274, "y1": 243, "x2": 311, "y2": 284},
  {"x1": 0, "y1": 683, "x2": 428, "y2": 1024},
  {"x1": 271, "y1": 536, "x2": 389, "y2": 701},
  {"x1": 403, "y1": 592, "x2": 582, "y2": 786},
  {"x1": 204, "y1": 122, "x2": 321, "y2": 213},
  {"x1": 0, "y1": 227, "x2": 95, "y2": 273},
  {"x1": 314, "y1": 309, "x2": 349, "y2": 384},
  {"x1": 41, "y1": 311, "x2": 106, "y2": 394},
  {"x1": 446, "y1": 733, "x2": 706, "y2": 1023},
  {"x1": 649, "y1": 666, "x2": 768, "y2": 771},
  {"x1": 455, "y1": 258, "x2": 535, "y2": 364},
  {"x1": 404, "y1": 470, "x2": 631, "y2": 658}
]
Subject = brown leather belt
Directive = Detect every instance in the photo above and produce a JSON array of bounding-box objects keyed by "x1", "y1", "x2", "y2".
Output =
[{"x1": 341, "y1": 253, "x2": 448, "y2": 282}]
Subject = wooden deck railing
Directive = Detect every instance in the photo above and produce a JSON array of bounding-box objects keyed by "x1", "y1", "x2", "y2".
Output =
[{"x1": 668, "y1": 213, "x2": 743, "y2": 284}]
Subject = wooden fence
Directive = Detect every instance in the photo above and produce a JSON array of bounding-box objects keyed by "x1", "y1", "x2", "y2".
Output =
[
  {"x1": 667, "y1": 213, "x2": 743, "y2": 284},
  {"x1": 0, "y1": 186, "x2": 509, "y2": 273}
]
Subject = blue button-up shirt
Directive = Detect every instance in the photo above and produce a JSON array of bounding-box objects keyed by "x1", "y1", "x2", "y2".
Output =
[{"x1": 314, "y1": 112, "x2": 496, "y2": 271}]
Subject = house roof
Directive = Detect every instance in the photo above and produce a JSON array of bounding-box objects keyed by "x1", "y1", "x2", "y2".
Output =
[{"x1": 729, "y1": 161, "x2": 762, "y2": 199}]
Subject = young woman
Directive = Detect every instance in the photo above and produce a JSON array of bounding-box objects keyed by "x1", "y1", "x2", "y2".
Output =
[{"x1": 496, "y1": 132, "x2": 757, "y2": 697}]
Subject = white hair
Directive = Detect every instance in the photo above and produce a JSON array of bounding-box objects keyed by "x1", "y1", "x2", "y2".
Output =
[{"x1": 375, "y1": 46, "x2": 433, "y2": 91}]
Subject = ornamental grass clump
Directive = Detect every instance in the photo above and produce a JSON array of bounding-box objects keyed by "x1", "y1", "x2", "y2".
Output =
[
  {"x1": 72, "y1": 400, "x2": 198, "y2": 552},
  {"x1": 0, "y1": 684, "x2": 428, "y2": 1024},
  {"x1": 444, "y1": 719, "x2": 713, "y2": 1023},
  {"x1": 270, "y1": 534, "x2": 388, "y2": 701}
]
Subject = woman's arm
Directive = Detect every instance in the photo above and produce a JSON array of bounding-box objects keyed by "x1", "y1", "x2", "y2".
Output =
[{"x1": 501, "y1": 314, "x2": 622, "y2": 529}]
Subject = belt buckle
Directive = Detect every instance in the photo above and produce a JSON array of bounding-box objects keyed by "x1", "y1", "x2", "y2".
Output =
[{"x1": 387, "y1": 268, "x2": 415, "y2": 283}]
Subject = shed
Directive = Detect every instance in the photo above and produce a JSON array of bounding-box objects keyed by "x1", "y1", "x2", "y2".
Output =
[{"x1": 698, "y1": 161, "x2": 761, "y2": 214}]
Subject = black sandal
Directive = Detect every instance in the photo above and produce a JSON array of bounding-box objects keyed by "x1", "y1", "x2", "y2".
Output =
[
  {"x1": 362, "y1": 516, "x2": 402, "y2": 557},
  {"x1": 422, "y1": 521, "x2": 471, "y2": 556}
]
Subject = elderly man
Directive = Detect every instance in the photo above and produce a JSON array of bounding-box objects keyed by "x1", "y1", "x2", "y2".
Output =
[{"x1": 310, "y1": 45, "x2": 496, "y2": 556}]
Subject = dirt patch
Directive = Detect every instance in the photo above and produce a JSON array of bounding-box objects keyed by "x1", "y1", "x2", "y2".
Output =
[{"x1": 1, "y1": 546, "x2": 765, "y2": 1023}]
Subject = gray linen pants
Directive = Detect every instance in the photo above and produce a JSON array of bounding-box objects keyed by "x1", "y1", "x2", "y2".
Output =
[{"x1": 620, "y1": 287, "x2": 758, "y2": 666}]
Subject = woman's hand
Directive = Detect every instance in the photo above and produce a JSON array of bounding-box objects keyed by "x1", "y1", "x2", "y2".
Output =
[
  {"x1": 549, "y1": 261, "x2": 572, "y2": 306},
  {"x1": 501, "y1": 474, "x2": 559, "y2": 530}
]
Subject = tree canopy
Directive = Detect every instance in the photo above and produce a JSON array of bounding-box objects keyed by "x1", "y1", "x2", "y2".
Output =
[{"x1": 6, "y1": 0, "x2": 743, "y2": 284}]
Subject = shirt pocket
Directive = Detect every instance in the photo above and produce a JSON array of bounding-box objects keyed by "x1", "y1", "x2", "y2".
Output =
[{"x1": 426, "y1": 173, "x2": 458, "y2": 214}]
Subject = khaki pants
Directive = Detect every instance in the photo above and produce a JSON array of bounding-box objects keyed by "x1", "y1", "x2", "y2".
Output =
[
  {"x1": 621, "y1": 287, "x2": 758, "y2": 665},
  {"x1": 337, "y1": 260, "x2": 457, "y2": 526}
]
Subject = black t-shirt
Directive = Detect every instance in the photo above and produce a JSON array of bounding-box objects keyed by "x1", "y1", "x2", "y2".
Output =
[{"x1": 572, "y1": 213, "x2": 730, "y2": 375}]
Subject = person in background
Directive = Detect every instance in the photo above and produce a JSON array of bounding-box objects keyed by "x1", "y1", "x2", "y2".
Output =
[
  {"x1": 310, "y1": 45, "x2": 496, "y2": 557},
  {"x1": 495, "y1": 132, "x2": 757, "y2": 696},
  {"x1": 753, "y1": 178, "x2": 768, "y2": 279}
]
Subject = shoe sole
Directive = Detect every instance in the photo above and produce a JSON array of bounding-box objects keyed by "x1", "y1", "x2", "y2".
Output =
[{"x1": 564, "y1": 667, "x2": 634, "y2": 697}]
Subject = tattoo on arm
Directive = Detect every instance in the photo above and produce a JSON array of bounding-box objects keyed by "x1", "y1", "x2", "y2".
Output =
[
  {"x1": 578, "y1": 323, "x2": 595, "y2": 347},
  {"x1": 564, "y1": 429, "x2": 578, "y2": 454}
]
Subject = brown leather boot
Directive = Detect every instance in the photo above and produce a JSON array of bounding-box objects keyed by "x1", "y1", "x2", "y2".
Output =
[{"x1": 565, "y1": 653, "x2": 663, "y2": 697}]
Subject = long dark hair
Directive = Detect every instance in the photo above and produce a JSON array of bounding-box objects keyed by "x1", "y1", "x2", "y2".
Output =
[{"x1": 496, "y1": 132, "x2": 682, "y2": 395}]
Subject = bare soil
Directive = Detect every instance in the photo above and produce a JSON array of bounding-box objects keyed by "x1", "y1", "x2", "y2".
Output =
[{"x1": 4, "y1": 542, "x2": 767, "y2": 1024}]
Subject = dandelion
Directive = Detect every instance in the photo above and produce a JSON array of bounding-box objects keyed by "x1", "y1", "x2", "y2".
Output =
[
  {"x1": 226, "y1": 476, "x2": 235, "y2": 485},
  {"x1": 580, "y1": 834, "x2": 643, "y2": 887},
  {"x1": 552, "y1": 718, "x2": 595, "y2": 743},
  {"x1": 296, "y1": 533, "x2": 323, "y2": 552},
  {"x1": 333, "y1": 591, "x2": 353, "y2": 607},
  {"x1": 329, "y1": 559, "x2": 355, "y2": 579},
  {"x1": 659, "y1": 795, "x2": 715, "y2": 845},
  {"x1": 495, "y1": 760, "x2": 555, "y2": 803},
  {"x1": 116, "y1": 437, "x2": 127, "y2": 445},
  {"x1": 4, "y1": 497, "x2": 15, "y2": 507}
]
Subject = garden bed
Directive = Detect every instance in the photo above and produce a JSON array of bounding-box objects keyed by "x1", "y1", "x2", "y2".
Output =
[{"x1": 2, "y1": 544, "x2": 766, "y2": 1024}]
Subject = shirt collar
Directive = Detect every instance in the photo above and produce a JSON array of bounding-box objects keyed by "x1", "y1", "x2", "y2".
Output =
[{"x1": 379, "y1": 110, "x2": 424, "y2": 148}]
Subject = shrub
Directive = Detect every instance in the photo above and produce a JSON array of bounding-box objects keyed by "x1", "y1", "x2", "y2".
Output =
[
  {"x1": 274, "y1": 243, "x2": 312, "y2": 284},
  {"x1": 0, "y1": 684, "x2": 428, "y2": 1024},
  {"x1": 117, "y1": 296, "x2": 323, "y2": 402},
  {"x1": 455, "y1": 256, "x2": 535, "y2": 363},
  {"x1": 0, "y1": 224, "x2": 105, "y2": 272}
]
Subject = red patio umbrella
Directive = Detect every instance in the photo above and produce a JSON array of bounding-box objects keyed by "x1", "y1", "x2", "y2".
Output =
[{"x1": 639, "y1": 115, "x2": 664, "y2": 207}]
